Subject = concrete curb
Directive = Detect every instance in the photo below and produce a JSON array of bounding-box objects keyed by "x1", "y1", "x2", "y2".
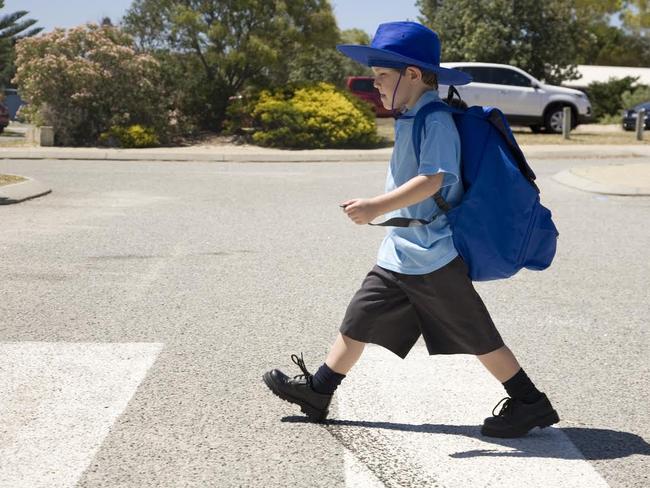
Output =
[
  {"x1": 1, "y1": 144, "x2": 649, "y2": 163},
  {"x1": 0, "y1": 175, "x2": 52, "y2": 205},
  {"x1": 553, "y1": 168, "x2": 650, "y2": 196},
  {"x1": 0, "y1": 148, "x2": 394, "y2": 163}
]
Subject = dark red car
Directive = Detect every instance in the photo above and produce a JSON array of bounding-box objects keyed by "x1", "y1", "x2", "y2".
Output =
[
  {"x1": 0, "y1": 102, "x2": 9, "y2": 133},
  {"x1": 345, "y1": 76, "x2": 394, "y2": 117}
]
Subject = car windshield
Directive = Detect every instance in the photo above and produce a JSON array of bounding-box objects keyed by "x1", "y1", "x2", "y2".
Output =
[{"x1": 634, "y1": 102, "x2": 650, "y2": 111}]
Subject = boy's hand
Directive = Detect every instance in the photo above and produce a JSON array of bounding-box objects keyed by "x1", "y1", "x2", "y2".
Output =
[{"x1": 340, "y1": 198, "x2": 381, "y2": 225}]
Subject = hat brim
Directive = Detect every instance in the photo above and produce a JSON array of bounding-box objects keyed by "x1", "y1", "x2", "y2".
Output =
[{"x1": 336, "y1": 44, "x2": 472, "y2": 86}]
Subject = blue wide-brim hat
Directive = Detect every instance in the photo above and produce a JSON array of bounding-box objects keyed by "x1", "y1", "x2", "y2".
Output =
[{"x1": 336, "y1": 21, "x2": 471, "y2": 86}]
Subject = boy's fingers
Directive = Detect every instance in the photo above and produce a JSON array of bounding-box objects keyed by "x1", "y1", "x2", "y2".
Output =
[{"x1": 340, "y1": 199, "x2": 357, "y2": 208}]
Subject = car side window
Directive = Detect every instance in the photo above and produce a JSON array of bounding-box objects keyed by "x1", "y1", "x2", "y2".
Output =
[
  {"x1": 490, "y1": 68, "x2": 532, "y2": 87},
  {"x1": 456, "y1": 67, "x2": 493, "y2": 84},
  {"x1": 351, "y1": 79, "x2": 375, "y2": 93}
]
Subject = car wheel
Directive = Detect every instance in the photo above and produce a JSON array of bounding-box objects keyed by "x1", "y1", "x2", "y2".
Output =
[
  {"x1": 544, "y1": 106, "x2": 566, "y2": 134},
  {"x1": 530, "y1": 125, "x2": 543, "y2": 133}
]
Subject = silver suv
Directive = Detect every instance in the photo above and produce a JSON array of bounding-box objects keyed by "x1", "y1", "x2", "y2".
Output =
[{"x1": 439, "y1": 62, "x2": 593, "y2": 133}]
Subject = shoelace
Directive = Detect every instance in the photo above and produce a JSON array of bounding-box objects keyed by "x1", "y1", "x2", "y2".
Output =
[
  {"x1": 492, "y1": 397, "x2": 513, "y2": 417},
  {"x1": 290, "y1": 352, "x2": 312, "y2": 381}
]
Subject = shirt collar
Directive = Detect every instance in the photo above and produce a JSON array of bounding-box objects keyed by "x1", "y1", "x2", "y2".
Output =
[{"x1": 400, "y1": 89, "x2": 441, "y2": 118}]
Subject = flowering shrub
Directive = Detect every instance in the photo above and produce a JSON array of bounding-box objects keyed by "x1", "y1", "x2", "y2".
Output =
[
  {"x1": 13, "y1": 24, "x2": 169, "y2": 146},
  {"x1": 98, "y1": 124, "x2": 160, "y2": 148},
  {"x1": 238, "y1": 82, "x2": 381, "y2": 149}
]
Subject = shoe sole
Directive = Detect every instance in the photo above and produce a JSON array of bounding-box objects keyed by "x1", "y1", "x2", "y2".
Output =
[
  {"x1": 262, "y1": 371, "x2": 328, "y2": 422},
  {"x1": 481, "y1": 410, "x2": 560, "y2": 438}
]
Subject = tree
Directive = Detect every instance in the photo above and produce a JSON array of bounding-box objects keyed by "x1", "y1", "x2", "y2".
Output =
[
  {"x1": 287, "y1": 28, "x2": 374, "y2": 85},
  {"x1": 340, "y1": 28, "x2": 371, "y2": 46},
  {"x1": 575, "y1": 0, "x2": 623, "y2": 22},
  {"x1": 572, "y1": 0, "x2": 650, "y2": 66},
  {"x1": 122, "y1": 0, "x2": 341, "y2": 130},
  {"x1": 622, "y1": 0, "x2": 650, "y2": 36},
  {"x1": 575, "y1": 21, "x2": 650, "y2": 65},
  {"x1": 416, "y1": 0, "x2": 582, "y2": 84},
  {"x1": 0, "y1": 0, "x2": 43, "y2": 88}
]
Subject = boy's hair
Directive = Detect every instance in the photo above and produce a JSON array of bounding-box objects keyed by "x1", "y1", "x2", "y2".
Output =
[
  {"x1": 393, "y1": 66, "x2": 438, "y2": 90},
  {"x1": 420, "y1": 70, "x2": 439, "y2": 90}
]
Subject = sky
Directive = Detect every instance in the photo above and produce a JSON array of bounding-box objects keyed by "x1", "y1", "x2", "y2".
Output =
[{"x1": 4, "y1": 0, "x2": 421, "y2": 38}]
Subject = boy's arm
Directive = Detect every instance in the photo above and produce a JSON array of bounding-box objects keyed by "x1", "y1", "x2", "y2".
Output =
[
  {"x1": 341, "y1": 173, "x2": 443, "y2": 225},
  {"x1": 371, "y1": 173, "x2": 443, "y2": 215}
]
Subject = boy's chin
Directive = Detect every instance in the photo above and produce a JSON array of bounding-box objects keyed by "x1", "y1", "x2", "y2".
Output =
[
  {"x1": 380, "y1": 97, "x2": 405, "y2": 111},
  {"x1": 381, "y1": 102, "x2": 403, "y2": 112}
]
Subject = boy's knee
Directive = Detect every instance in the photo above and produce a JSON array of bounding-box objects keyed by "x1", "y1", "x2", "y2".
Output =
[{"x1": 341, "y1": 333, "x2": 366, "y2": 345}]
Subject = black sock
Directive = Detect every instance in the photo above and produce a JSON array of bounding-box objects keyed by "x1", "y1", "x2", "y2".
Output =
[
  {"x1": 502, "y1": 368, "x2": 543, "y2": 404},
  {"x1": 311, "y1": 362, "x2": 346, "y2": 395}
]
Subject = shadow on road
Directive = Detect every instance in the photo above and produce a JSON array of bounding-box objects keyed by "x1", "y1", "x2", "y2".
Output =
[{"x1": 282, "y1": 416, "x2": 650, "y2": 460}]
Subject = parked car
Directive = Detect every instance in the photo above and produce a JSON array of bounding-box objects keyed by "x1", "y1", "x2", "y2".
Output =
[
  {"x1": 3, "y1": 88, "x2": 26, "y2": 120},
  {"x1": 440, "y1": 62, "x2": 593, "y2": 133},
  {"x1": 0, "y1": 102, "x2": 9, "y2": 133},
  {"x1": 345, "y1": 76, "x2": 394, "y2": 117},
  {"x1": 622, "y1": 101, "x2": 650, "y2": 131}
]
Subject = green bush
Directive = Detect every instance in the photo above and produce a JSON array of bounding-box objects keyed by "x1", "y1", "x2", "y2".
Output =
[
  {"x1": 236, "y1": 82, "x2": 381, "y2": 149},
  {"x1": 622, "y1": 85, "x2": 650, "y2": 110},
  {"x1": 99, "y1": 125, "x2": 160, "y2": 148},
  {"x1": 597, "y1": 113, "x2": 621, "y2": 125},
  {"x1": 586, "y1": 76, "x2": 639, "y2": 121}
]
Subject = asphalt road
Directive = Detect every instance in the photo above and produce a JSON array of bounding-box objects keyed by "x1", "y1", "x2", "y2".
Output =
[{"x1": 0, "y1": 156, "x2": 648, "y2": 487}]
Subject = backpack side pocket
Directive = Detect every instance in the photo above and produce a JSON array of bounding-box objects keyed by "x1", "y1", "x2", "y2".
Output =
[{"x1": 520, "y1": 203, "x2": 559, "y2": 271}]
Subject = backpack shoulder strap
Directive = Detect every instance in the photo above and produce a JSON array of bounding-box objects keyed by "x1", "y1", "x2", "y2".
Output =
[
  {"x1": 411, "y1": 100, "x2": 463, "y2": 215},
  {"x1": 485, "y1": 108, "x2": 539, "y2": 192}
]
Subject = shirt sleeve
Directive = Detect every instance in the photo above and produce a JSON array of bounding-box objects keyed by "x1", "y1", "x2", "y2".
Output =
[{"x1": 417, "y1": 112, "x2": 461, "y2": 188}]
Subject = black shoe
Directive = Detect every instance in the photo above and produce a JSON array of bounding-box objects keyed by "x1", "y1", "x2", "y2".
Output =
[
  {"x1": 481, "y1": 393, "x2": 560, "y2": 438},
  {"x1": 262, "y1": 353, "x2": 333, "y2": 422}
]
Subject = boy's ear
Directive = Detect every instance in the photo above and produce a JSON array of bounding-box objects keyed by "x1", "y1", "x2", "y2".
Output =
[{"x1": 406, "y1": 66, "x2": 423, "y2": 81}]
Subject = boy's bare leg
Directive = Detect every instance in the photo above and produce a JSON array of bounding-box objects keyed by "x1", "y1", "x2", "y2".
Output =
[
  {"x1": 324, "y1": 333, "x2": 366, "y2": 375},
  {"x1": 476, "y1": 345, "x2": 521, "y2": 383}
]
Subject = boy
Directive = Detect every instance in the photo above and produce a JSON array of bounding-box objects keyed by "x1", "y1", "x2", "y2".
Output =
[{"x1": 262, "y1": 21, "x2": 559, "y2": 438}]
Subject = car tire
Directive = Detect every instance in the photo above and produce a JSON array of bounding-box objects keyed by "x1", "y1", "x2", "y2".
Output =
[
  {"x1": 530, "y1": 125, "x2": 543, "y2": 133},
  {"x1": 544, "y1": 105, "x2": 577, "y2": 134}
]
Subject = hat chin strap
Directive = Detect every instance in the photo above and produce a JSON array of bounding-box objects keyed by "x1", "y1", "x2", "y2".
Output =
[{"x1": 391, "y1": 71, "x2": 405, "y2": 118}]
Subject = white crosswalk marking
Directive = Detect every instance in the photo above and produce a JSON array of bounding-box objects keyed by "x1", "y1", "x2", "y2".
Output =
[
  {"x1": 338, "y1": 345, "x2": 609, "y2": 488},
  {"x1": 0, "y1": 342, "x2": 163, "y2": 488}
]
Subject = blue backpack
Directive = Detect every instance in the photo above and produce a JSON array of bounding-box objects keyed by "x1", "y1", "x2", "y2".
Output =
[{"x1": 373, "y1": 91, "x2": 559, "y2": 281}]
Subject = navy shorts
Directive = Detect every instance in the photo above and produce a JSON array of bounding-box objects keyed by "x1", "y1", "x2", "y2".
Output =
[{"x1": 339, "y1": 256, "x2": 505, "y2": 359}]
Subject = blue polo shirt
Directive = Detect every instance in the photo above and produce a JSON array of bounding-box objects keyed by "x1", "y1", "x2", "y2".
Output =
[{"x1": 376, "y1": 89, "x2": 464, "y2": 275}]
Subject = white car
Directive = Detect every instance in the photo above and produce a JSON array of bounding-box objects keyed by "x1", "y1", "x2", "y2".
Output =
[{"x1": 439, "y1": 62, "x2": 593, "y2": 133}]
